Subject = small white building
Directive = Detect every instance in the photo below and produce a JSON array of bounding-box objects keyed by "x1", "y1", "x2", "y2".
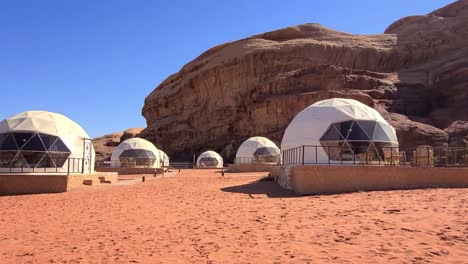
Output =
[
  {"x1": 0, "y1": 110, "x2": 95, "y2": 173},
  {"x1": 111, "y1": 138, "x2": 160, "y2": 168},
  {"x1": 235, "y1": 136, "x2": 280, "y2": 164},
  {"x1": 196, "y1": 150, "x2": 223, "y2": 168},
  {"x1": 281, "y1": 98, "x2": 398, "y2": 165}
]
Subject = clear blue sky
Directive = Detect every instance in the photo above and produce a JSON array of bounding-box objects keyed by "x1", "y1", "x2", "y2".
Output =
[{"x1": 0, "y1": 0, "x2": 454, "y2": 138}]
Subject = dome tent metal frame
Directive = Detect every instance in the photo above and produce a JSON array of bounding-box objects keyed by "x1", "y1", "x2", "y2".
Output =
[
  {"x1": 196, "y1": 150, "x2": 223, "y2": 168},
  {"x1": 235, "y1": 136, "x2": 280, "y2": 164},
  {"x1": 111, "y1": 138, "x2": 161, "y2": 168},
  {"x1": 281, "y1": 98, "x2": 399, "y2": 165},
  {"x1": 0, "y1": 111, "x2": 95, "y2": 174}
]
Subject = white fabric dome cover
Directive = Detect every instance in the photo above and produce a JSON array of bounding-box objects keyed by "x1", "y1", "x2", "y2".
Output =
[
  {"x1": 281, "y1": 98, "x2": 398, "y2": 164},
  {"x1": 196, "y1": 150, "x2": 223, "y2": 168},
  {"x1": 235, "y1": 136, "x2": 280, "y2": 164},
  {"x1": 0, "y1": 110, "x2": 95, "y2": 173},
  {"x1": 111, "y1": 138, "x2": 161, "y2": 168}
]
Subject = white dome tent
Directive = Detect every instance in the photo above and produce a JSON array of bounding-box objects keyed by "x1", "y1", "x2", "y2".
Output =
[
  {"x1": 196, "y1": 151, "x2": 223, "y2": 168},
  {"x1": 111, "y1": 138, "x2": 161, "y2": 168},
  {"x1": 158, "y1": 150, "x2": 170, "y2": 167},
  {"x1": 235, "y1": 136, "x2": 280, "y2": 164},
  {"x1": 0, "y1": 111, "x2": 95, "y2": 174},
  {"x1": 281, "y1": 98, "x2": 398, "y2": 165}
]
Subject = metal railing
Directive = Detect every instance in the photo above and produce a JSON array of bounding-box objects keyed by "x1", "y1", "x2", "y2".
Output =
[
  {"x1": 0, "y1": 158, "x2": 88, "y2": 175},
  {"x1": 282, "y1": 145, "x2": 468, "y2": 167},
  {"x1": 235, "y1": 156, "x2": 280, "y2": 165},
  {"x1": 431, "y1": 147, "x2": 468, "y2": 167},
  {"x1": 169, "y1": 162, "x2": 195, "y2": 169}
]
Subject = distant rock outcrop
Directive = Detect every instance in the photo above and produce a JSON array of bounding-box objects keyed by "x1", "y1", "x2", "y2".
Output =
[
  {"x1": 141, "y1": 0, "x2": 468, "y2": 161},
  {"x1": 120, "y1": 128, "x2": 144, "y2": 142}
]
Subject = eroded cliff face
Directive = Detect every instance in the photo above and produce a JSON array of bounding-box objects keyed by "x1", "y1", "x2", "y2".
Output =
[{"x1": 142, "y1": 0, "x2": 468, "y2": 161}]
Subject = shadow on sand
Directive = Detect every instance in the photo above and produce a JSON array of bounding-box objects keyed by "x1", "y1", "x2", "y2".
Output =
[{"x1": 221, "y1": 180, "x2": 298, "y2": 198}]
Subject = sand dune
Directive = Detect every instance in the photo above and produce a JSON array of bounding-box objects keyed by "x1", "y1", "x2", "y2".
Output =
[{"x1": 0, "y1": 170, "x2": 467, "y2": 263}]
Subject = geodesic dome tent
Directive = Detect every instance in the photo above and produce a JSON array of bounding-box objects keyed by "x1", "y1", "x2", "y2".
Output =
[
  {"x1": 235, "y1": 136, "x2": 280, "y2": 164},
  {"x1": 158, "y1": 150, "x2": 170, "y2": 167},
  {"x1": 111, "y1": 138, "x2": 160, "y2": 168},
  {"x1": 196, "y1": 150, "x2": 223, "y2": 168},
  {"x1": 281, "y1": 98, "x2": 398, "y2": 165},
  {"x1": 0, "y1": 111, "x2": 95, "y2": 173}
]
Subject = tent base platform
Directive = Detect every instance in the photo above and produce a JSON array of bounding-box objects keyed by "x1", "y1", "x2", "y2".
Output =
[
  {"x1": 0, "y1": 172, "x2": 118, "y2": 196},
  {"x1": 96, "y1": 167, "x2": 166, "y2": 175},
  {"x1": 272, "y1": 165, "x2": 468, "y2": 195},
  {"x1": 228, "y1": 163, "x2": 276, "y2": 172}
]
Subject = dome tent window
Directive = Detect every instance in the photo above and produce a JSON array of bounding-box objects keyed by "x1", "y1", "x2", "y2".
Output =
[
  {"x1": 253, "y1": 147, "x2": 280, "y2": 163},
  {"x1": 320, "y1": 120, "x2": 397, "y2": 162},
  {"x1": 119, "y1": 149, "x2": 156, "y2": 167},
  {"x1": 198, "y1": 157, "x2": 219, "y2": 167},
  {"x1": 0, "y1": 132, "x2": 72, "y2": 168}
]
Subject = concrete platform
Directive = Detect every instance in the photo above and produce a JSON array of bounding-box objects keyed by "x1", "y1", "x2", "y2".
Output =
[
  {"x1": 228, "y1": 163, "x2": 276, "y2": 172},
  {"x1": 273, "y1": 165, "x2": 468, "y2": 195},
  {"x1": 96, "y1": 167, "x2": 166, "y2": 175},
  {"x1": 0, "y1": 172, "x2": 118, "y2": 196}
]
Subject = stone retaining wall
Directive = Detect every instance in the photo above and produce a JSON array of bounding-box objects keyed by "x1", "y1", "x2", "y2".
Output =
[
  {"x1": 228, "y1": 163, "x2": 275, "y2": 172},
  {"x1": 276, "y1": 165, "x2": 468, "y2": 195},
  {"x1": 0, "y1": 172, "x2": 119, "y2": 195},
  {"x1": 96, "y1": 167, "x2": 165, "y2": 175}
]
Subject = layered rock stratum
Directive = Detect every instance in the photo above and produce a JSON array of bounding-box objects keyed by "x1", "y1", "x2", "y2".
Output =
[{"x1": 141, "y1": 0, "x2": 468, "y2": 161}]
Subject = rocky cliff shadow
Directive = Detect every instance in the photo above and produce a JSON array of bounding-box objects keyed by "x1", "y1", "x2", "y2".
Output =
[{"x1": 221, "y1": 180, "x2": 298, "y2": 198}]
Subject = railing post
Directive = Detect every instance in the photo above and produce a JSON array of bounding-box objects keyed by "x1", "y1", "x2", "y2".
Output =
[
  {"x1": 67, "y1": 159, "x2": 70, "y2": 175},
  {"x1": 427, "y1": 147, "x2": 430, "y2": 167},
  {"x1": 376, "y1": 146, "x2": 385, "y2": 166},
  {"x1": 298, "y1": 147, "x2": 300, "y2": 164},
  {"x1": 302, "y1": 145, "x2": 305, "y2": 165},
  {"x1": 315, "y1": 146, "x2": 318, "y2": 164},
  {"x1": 415, "y1": 149, "x2": 418, "y2": 166},
  {"x1": 391, "y1": 147, "x2": 393, "y2": 166},
  {"x1": 340, "y1": 146, "x2": 343, "y2": 164},
  {"x1": 294, "y1": 147, "x2": 297, "y2": 164}
]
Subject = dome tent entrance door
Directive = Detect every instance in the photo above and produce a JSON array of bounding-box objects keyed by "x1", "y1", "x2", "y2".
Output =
[{"x1": 83, "y1": 138, "x2": 92, "y2": 174}]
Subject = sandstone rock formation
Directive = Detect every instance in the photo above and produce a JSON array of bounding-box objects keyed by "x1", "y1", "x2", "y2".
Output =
[
  {"x1": 120, "y1": 128, "x2": 144, "y2": 142},
  {"x1": 141, "y1": 0, "x2": 468, "y2": 161},
  {"x1": 92, "y1": 128, "x2": 144, "y2": 162}
]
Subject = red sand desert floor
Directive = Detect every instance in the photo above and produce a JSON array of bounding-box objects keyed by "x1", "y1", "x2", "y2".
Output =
[{"x1": 0, "y1": 169, "x2": 467, "y2": 263}]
